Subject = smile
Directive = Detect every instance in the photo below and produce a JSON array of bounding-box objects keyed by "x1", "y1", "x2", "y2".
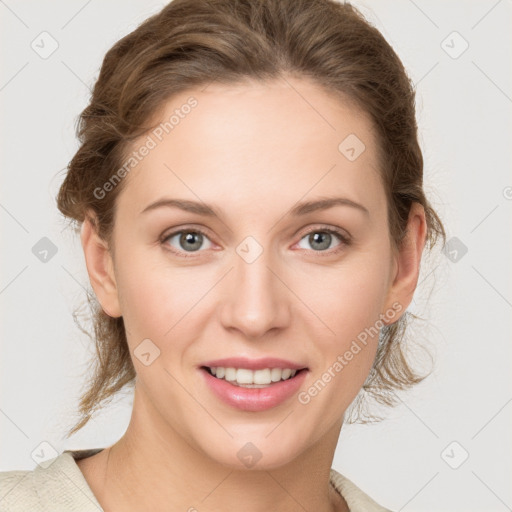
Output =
[
  {"x1": 199, "y1": 366, "x2": 308, "y2": 411},
  {"x1": 205, "y1": 366, "x2": 300, "y2": 387}
]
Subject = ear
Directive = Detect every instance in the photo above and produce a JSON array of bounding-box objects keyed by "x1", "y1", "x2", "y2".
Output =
[
  {"x1": 382, "y1": 202, "x2": 427, "y2": 324},
  {"x1": 80, "y1": 211, "x2": 122, "y2": 318}
]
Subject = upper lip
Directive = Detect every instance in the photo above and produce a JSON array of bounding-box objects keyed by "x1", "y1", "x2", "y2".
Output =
[{"x1": 200, "y1": 357, "x2": 307, "y2": 370}]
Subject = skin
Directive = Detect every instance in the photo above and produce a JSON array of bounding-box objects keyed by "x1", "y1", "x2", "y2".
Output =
[{"x1": 77, "y1": 76, "x2": 427, "y2": 512}]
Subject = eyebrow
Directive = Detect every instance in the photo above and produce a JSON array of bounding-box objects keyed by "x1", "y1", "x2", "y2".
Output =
[{"x1": 140, "y1": 196, "x2": 370, "y2": 218}]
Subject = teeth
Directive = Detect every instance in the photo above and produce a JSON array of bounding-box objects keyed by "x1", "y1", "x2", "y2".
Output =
[{"x1": 208, "y1": 367, "x2": 298, "y2": 386}]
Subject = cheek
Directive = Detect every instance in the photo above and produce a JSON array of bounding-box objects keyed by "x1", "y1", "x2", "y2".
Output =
[
  {"x1": 298, "y1": 250, "x2": 392, "y2": 383},
  {"x1": 112, "y1": 243, "x2": 184, "y2": 336},
  {"x1": 114, "y1": 246, "x2": 219, "y2": 371},
  {"x1": 293, "y1": 270, "x2": 388, "y2": 423},
  {"x1": 306, "y1": 257, "x2": 391, "y2": 338}
]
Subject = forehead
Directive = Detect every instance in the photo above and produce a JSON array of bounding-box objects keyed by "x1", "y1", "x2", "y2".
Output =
[{"x1": 116, "y1": 76, "x2": 385, "y2": 218}]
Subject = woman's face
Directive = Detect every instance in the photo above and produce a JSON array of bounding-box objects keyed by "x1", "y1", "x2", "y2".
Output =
[{"x1": 87, "y1": 77, "x2": 420, "y2": 469}]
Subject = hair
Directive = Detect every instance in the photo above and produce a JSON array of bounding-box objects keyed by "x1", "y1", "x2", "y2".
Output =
[{"x1": 57, "y1": 0, "x2": 446, "y2": 437}]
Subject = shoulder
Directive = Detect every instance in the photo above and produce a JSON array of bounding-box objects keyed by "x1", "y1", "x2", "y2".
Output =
[
  {"x1": 0, "y1": 449, "x2": 104, "y2": 512},
  {"x1": 329, "y1": 468, "x2": 394, "y2": 512}
]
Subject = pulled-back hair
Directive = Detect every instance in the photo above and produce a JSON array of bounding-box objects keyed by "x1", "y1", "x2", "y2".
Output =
[{"x1": 57, "y1": 0, "x2": 446, "y2": 437}]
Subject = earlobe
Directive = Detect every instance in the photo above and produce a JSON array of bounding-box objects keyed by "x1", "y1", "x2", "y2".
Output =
[
  {"x1": 383, "y1": 203, "x2": 427, "y2": 324},
  {"x1": 80, "y1": 213, "x2": 122, "y2": 318}
]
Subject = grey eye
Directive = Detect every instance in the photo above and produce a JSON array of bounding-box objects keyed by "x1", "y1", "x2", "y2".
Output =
[
  {"x1": 297, "y1": 231, "x2": 342, "y2": 251},
  {"x1": 165, "y1": 231, "x2": 213, "y2": 252}
]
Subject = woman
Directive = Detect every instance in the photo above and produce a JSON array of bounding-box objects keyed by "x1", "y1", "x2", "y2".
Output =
[{"x1": 0, "y1": 0, "x2": 445, "y2": 510}]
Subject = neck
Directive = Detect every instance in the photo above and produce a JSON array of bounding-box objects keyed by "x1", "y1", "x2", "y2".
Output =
[{"x1": 85, "y1": 386, "x2": 349, "y2": 512}]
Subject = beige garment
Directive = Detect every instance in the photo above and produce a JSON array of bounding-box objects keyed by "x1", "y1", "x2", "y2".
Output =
[{"x1": 0, "y1": 449, "x2": 393, "y2": 511}]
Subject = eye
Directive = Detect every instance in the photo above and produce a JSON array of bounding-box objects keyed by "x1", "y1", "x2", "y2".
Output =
[
  {"x1": 161, "y1": 225, "x2": 351, "y2": 258},
  {"x1": 295, "y1": 227, "x2": 350, "y2": 255},
  {"x1": 162, "y1": 228, "x2": 213, "y2": 257}
]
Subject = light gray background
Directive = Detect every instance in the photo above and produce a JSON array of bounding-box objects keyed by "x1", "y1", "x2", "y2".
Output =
[{"x1": 1, "y1": 1, "x2": 511, "y2": 510}]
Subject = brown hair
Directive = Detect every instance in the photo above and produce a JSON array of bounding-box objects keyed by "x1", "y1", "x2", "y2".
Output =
[{"x1": 57, "y1": 0, "x2": 446, "y2": 437}]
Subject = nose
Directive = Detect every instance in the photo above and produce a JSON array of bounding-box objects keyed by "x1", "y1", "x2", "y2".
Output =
[{"x1": 219, "y1": 246, "x2": 291, "y2": 340}]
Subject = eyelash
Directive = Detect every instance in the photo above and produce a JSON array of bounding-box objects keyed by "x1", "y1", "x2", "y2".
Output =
[{"x1": 160, "y1": 225, "x2": 351, "y2": 259}]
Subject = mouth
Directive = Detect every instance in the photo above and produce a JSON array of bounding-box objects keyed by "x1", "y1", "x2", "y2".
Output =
[
  {"x1": 200, "y1": 366, "x2": 308, "y2": 388},
  {"x1": 199, "y1": 364, "x2": 309, "y2": 412}
]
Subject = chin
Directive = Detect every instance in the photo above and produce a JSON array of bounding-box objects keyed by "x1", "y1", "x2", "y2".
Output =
[{"x1": 197, "y1": 431, "x2": 306, "y2": 471}]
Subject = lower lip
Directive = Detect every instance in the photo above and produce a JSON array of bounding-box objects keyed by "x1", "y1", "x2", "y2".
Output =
[{"x1": 199, "y1": 368, "x2": 308, "y2": 412}]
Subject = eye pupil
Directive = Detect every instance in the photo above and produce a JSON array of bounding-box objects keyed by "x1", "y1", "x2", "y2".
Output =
[
  {"x1": 180, "y1": 231, "x2": 203, "y2": 251},
  {"x1": 309, "y1": 232, "x2": 331, "y2": 250}
]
